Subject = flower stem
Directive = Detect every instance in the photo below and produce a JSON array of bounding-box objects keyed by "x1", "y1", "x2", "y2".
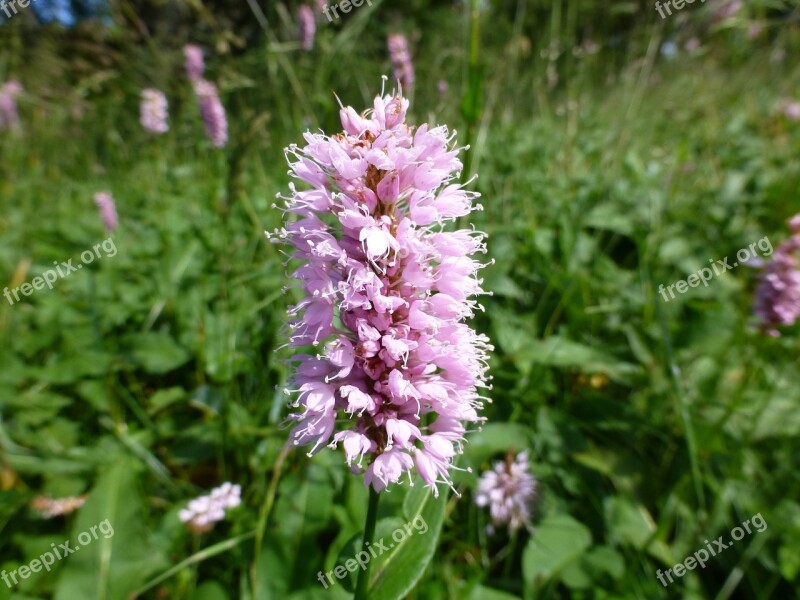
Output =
[
  {"x1": 354, "y1": 487, "x2": 381, "y2": 600},
  {"x1": 251, "y1": 444, "x2": 290, "y2": 598}
]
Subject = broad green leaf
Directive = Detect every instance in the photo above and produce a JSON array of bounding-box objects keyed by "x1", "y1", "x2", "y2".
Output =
[
  {"x1": 751, "y1": 396, "x2": 800, "y2": 440},
  {"x1": 466, "y1": 584, "x2": 522, "y2": 600},
  {"x1": 604, "y1": 497, "x2": 656, "y2": 550},
  {"x1": 584, "y1": 546, "x2": 625, "y2": 580},
  {"x1": 147, "y1": 386, "x2": 187, "y2": 415},
  {"x1": 125, "y1": 332, "x2": 191, "y2": 374},
  {"x1": 203, "y1": 311, "x2": 236, "y2": 383},
  {"x1": 0, "y1": 490, "x2": 30, "y2": 533},
  {"x1": 334, "y1": 517, "x2": 403, "y2": 593},
  {"x1": 779, "y1": 543, "x2": 800, "y2": 580},
  {"x1": 522, "y1": 514, "x2": 592, "y2": 590},
  {"x1": 466, "y1": 423, "x2": 534, "y2": 462},
  {"x1": 187, "y1": 581, "x2": 230, "y2": 600},
  {"x1": 54, "y1": 458, "x2": 166, "y2": 600},
  {"x1": 368, "y1": 479, "x2": 447, "y2": 600},
  {"x1": 519, "y1": 337, "x2": 640, "y2": 384}
]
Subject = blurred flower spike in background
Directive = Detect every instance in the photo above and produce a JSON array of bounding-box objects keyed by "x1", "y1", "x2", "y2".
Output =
[
  {"x1": 475, "y1": 450, "x2": 537, "y2": 534},
  {"x1": 753, "y1": 214, "x2": 800, "y2": 337}
]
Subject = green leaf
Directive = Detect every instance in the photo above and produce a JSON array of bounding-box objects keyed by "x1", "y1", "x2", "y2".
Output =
[
  {"x1": 520, "y1": 337, "x2": 640, "y2": 384},
  {"x1": 466, "y1": 423, "x2": 534, "y2": 462},
  {"x1": 584, "y1": 546, "x2": 625, "y2": 580},
  {"x1": 203, "y1": 311, "x2": 236, "y2": 383},
  {"x1": 54, "y1": 458, "x2": 166, "y2": 600},
  {"x1": 522, "y1": 514, "x2": 592, "y2": 590},
  {"x1": 0, "y1": 490, "x2": 31, "y2": 533},
  {"x1": 779, "y1": 543, "x2": 800, "y2": 580},
  {"x1": 147, "y1": 386, "x2": 187, "y2": 415},
  {"x1": 187, "y1": 581, "x2": 230, "y2": 600},
  {"x1": 125, "y1": 332, "x2": 191, "y2": 374},
  {"x1": 466, "y1": 584, "x2": 522, "y2": 600},
  {"x1": 334, "y1": 517, "x2": 403, "y2": 593},
  {"x1": 603, "y1": 497, "x2": 656, "y2": 550},
  {"x1": 367, "y1": 479, "x2": 447, "y2": 600}
]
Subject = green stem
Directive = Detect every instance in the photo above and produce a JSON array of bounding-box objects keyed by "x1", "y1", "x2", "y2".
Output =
[
  {"x1": 503, "y1": 529, "x2": 519, "y2": 580},
  {"x1": 134, "y1": 530, "x2": 256, "y2": 596},
  {"x1": 460, "y1": 0, "x2": 482, "y2": 186},
  {"x1": 252, "y1": 444, "x2": 290, "y2": 598},
  {"x1": 655, "y1": 294, "x2": 706, "y2": 516},
  {"x1": 354, "y1": 487, "x2": 381, "y2": 600}
]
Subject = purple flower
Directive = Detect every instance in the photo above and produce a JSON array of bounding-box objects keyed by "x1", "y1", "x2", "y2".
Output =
[
  {"x1": 271, "y1": 91, "x2": 492, "y2": 496},
  {"x1": 194, "y1": 80, "x2": 228, "y2": 148},
  {"x1": 184, "y1": 44, "x2": 205, "y2": 82},
  {"x1": 780, "y1": 99, "x2": 800, "y2": 122},
  {"x1": 712, "y1": 0, "x2": 742, "y2": 21},
  {"x1": 475, "y1": 451, "x2": 537, "y2": 533},
  {"x1": 387, "y1": 34, "x2": 415, "y2": 91},
  {"x1": 753, "y1": 215, "x2": 800, "y2": 336},
  {"x1": 94, "y1": 191, "x2": 118, "y2": 232},
  {"x1": 179, "y1": 483, "x2": 241, "y2": 533},
  {"x1": 0, "y1": 81, "x2": 22, "y2": 131},
  {"x1": 298, "y1": 5, "x2": 316, "y2": 51},
  {"x1": 140, "y1": 88, "x2": 169, "y2": 134},
  {"x1": 747, "y1": 22, "x2": 764, "y2": 40}
]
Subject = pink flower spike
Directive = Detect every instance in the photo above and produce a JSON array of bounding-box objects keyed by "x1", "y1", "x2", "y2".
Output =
[
  {"x1": 273, "y1": 88, "x2": 493, "y2": 495},
  {"x1": 387, "y1": 34, "x2": 415, "y2": 91},
  {"x1": 298, "y1": 5, "x2": 316, "y2": 51},
  {"x1": 194, "y1": 80, "x2": 228, "y2": 148},
  {"x1": 0, "y1": 80, "x2": 22, "y2": 131},
  {"x1": 140, "y1": 88, "x2": 169, "y2": 134},
  {"x1": 184, "y1": 45, "x2": 205, "y2": 82},
  {"x1": 94, "y1": 191, "x2": 118, "y2": 232},
  {"x1": 752, "y1": 216, "x2": 800, "y2": 336},
  {"x1": 475, "y1": 451, "x2": 537, "y2": 533}
]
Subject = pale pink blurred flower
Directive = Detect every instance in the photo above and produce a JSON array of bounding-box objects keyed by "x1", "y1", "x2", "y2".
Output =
[
  {"x1": 747, "y1": 22, "x2": 764, "y2": 40},
  {"x1": 753, "y1": 215, "x2": 800, "y2": 337},
  {"x1": 475, "y1": 451, "x2": 537, "y2": 533},
  {"x1": 194, "y1": 80, "x2": 228, "y2": 148},
  {"x1": 0, "y1": 81, "x2": 22, "y2": 131},
  {"x1": 94, "y1": 191, "x2": 118, "y2": 232},
  {"x1": 31, "y1": 495, "x2": 88, "y2": 519},
  {"x1": 179, "y1": 483, "x2": 241, "y2": 533},
  {"x1": 140, "y1": 88, "x2": 169, "y2": 134},
  {"x1": 713, "y1": 0, "x2": 742, "y2": 21},
  {"x1": 184, "y1": 44, "x2": 205, "y2": 82},
  {"x1": 387, "y1": 34, "x2": 415, "y2": 90},
  {"x1": 780, "y1": 99, "x2": 800, "y2": 121},
  {"x1": 684, "y1": 37, "x2": 701, "y2": 52},
  {"x1": 3, "y1": 81, "x2": 22, "y2": 95},
  {"x1": 298, "y1": 5, "x2": 316, "y2": 51}
]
